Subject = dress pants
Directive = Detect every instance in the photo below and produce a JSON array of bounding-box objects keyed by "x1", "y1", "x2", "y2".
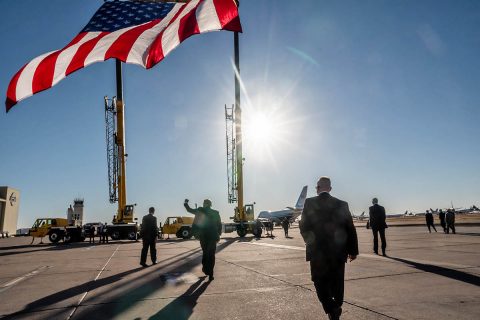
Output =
[
  {"x1": 200, "y1": 239, "x2": 217, "y2": 276},
  {"x1": 311, "y1": 260, "x2": 345, "y2": 314},
  {"x1": 141, "y1": 239, "x2": 157, "y2": 264},
  {"x1": 372, "y1": 228, "x2": 386, "y2": 254}
]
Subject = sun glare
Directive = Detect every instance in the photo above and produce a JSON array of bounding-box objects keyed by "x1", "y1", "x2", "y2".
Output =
[{"x1": 243, "y1": 105, "x2": 294, "y2": 165}]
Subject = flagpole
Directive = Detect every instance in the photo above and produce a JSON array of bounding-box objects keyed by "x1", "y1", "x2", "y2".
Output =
[
  {"x1": 115, "y1": 59, "x2": 127, "y2": 222},
  {"x1": 234, "y1": 28, "x2": 244, "y2": 222}
]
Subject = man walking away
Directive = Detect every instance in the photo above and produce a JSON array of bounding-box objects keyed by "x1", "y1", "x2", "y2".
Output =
[
  {"x1": 184, "y1": 199, "x2": 222, "y2": 281},
  {"x1": 88, "y1": 224, "x2": 96, "y2": 244},
  {"x1": 300, "y1": 177, "x2": 358, "y2": 320},
  {"x1": 439, "y1": 209, "x2": 446, "y2": 233},
  {"x1": 101, "y1": 222, "x2": 109, "y2": 243},
  {"x1": 282, "y1": 218, "x2": 290, "y2": 237},
  {"x1": 446, "y1": 209, "x2": 456, "y2": 234},
  {"x1": 140, "y1": 207, "x2": 158, "y2": 267},
  {"x1": 369, "y1": 198, "x2": 387, "y2": 256},
  {"x1": 425, "y1": 210, "x2": 437, "y2": 233}
]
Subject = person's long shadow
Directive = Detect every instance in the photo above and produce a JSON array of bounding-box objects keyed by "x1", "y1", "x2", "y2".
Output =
[
  {"x1": 148, "y1": 278, "x2": 210, "y2": 320},
  {"x1": 2, "y1": 267, "x2": 144, "y2": 319},
  {"x1": 387, "y1": 256, "x2": 480, "y2": 287},
  {"x1": 455, "y1": 232, "x2": 480, "y2": 237},
  {"x1": 5, "y1": 239, "x2": 236, "y2": 319},
  {"x1": 3, "y1": 246, "x2": 202, "y2": 319}
]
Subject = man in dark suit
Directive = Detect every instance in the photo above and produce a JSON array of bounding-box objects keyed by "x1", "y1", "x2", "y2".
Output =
[
  {"x1": 184, "y1": 199, "x2": 222, "y2": 281},
  {"x1": 369, "y1": 198, "x2": 387, "y2": 256},
  {"x1": 300, "y1": 177, "x2": 358, "y2": 320},
  {"x1": 425, "y1": 210, "x2": 437, "y2": 233},
  {"x1": 140, "y1": 207, "x2": 158, "y2": 267}
]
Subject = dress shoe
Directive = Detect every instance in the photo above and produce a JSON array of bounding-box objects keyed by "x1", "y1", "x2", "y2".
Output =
[
  {"x1": 152, "y1": 261, "x2": 157, "y2": 265},
  {"x1": 329, "y1": 307, "x2": 342, "y2": 320},
  {"x1": 140, "y1": 263, "x2": 148, "y2": 267},
  {"x1": 208, "y1": 275, "x2": 214, "y2": 282}
]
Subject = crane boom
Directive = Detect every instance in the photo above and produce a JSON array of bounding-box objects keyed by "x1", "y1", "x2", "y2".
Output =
[{"x1": 103, "y1": 60, "x2": 137, "y2": 240}]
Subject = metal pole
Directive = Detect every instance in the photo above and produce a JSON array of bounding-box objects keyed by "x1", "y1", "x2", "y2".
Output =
[
  {"x1": 234, "y1": 31, "x2": 244, "y2": 222},
  {"x1": 115, "y1": 59, "x2": 127, "y2": 222}
]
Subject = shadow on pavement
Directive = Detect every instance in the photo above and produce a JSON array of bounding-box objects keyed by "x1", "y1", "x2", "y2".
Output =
[
  {"x1": 455, "y1": 232, "x2": 480, "y2": 237},
  {"x1": 388, "y1": 256, "x2": 480, "y2": 287},
  {"x1": 0, "y1": 242, "x2": 101, "y2": 257},
  {"x1": 4, "y1": 239, "x2": 236, "y2": 319},
  {"x1": 148, "y1": 277, "x2": 210, "y2": 320}
]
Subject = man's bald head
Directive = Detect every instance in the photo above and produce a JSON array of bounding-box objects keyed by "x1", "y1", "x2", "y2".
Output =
[{"x1": 316, "y1": 176, "x2": 332, "y2": 194}]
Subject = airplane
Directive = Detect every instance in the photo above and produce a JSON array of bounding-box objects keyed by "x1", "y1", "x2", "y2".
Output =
[
  {"x1": 257, "y1": 186, "x2": 308, "y2": 224},
  {"x1": 352, "y1": 211, "x2": 368, "y2": 221}
]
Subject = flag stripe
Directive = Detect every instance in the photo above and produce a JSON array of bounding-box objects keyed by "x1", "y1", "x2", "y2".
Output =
[
  {"x1": 65, "y1": 32, "x2": 109, "y2": 76},
  {"x1": 178, "y1": 4, "x2": 201, "y2": 43},
  {"x1": 83, "y1": 24, "x2": 141, "y2": 68},
  {"x1": 146, "y1": 3, "x2": 190, "y2": 68},
  {"x1": 197, "y1": 0, "x2": 222, "y2": 33},
  {"x1": 126, "y1": 4, "x2": 183, "y2": 67},
  {"x1": 53, "y1": 33, "x2": 100, "y2": 86},
  {"x1": 16, "y1": 51, "x2": 56, "y2": 105},
  {"x1": 105, "y1": 20, "x2": 160, "y2": 62},
  {"x1": 32, "y1": 52, "x2": 61, "y2": 95},
  {"x1": 213, "y1": 0, "x2": 242, "y2": 31},
  {"x1": 161, "y1": 0, "x2": 201, "y2": 62},
  {"x1": 6, "y1": 65, "x2": 26, "y2": 111}
]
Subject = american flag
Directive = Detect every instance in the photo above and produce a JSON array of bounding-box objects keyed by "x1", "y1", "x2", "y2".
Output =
[{"x1": 6, "y1": 0, "x2": 242, "y2": 112}]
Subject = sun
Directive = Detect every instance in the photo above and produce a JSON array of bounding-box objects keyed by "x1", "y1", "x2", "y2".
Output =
[
  {"x1": 249, "y1": 112, "x2": 275, "y2": 144},
  {"x1": 243, "y1": 106, "x2": 292, "y2": 164}
]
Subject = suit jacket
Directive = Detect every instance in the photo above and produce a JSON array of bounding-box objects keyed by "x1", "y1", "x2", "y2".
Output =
[
  {"x1": 141, "y1": 214, "x2": 158, "y2": 241},
  {"x1": 369, "y1": 204, "x2": 387, "y2": 231},
  {"x1": 184, "y1": 203, "x2": 222, "y2": 241},
  {"x1": 300, "y1": 193, "x2": 358, "y2": 263}
]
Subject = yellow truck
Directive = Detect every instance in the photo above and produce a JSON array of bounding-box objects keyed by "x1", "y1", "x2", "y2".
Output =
[
  {"x1": 29, "y1": 218, "x2": 84, "y2": 244},
  {"x1": 160, "y1": 216, "x2": 194, "y2": 239}
]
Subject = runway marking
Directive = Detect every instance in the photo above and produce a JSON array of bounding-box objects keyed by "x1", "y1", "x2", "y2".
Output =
[
  {"x1": 66, "y1": 245, "x2": 119, "y2": 320},
  {"x1": 243, "y1": 242, "x2": 305, "y2": 251},
  {"x1": 245, "y1": 242, "x2": 477, "y2": 269},
  {"x1": 0, "y1": 266, "x2": 49, "y2": 294}
]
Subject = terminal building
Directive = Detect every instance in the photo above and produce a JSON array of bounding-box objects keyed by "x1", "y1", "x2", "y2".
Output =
[{"x1": 0, "y1": 186, "x2": 20, "y2": 236}]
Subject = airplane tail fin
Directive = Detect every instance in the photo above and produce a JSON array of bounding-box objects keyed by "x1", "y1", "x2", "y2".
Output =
[{"x1": 295, "y1": 186, "x2": 308, "y2": 209}]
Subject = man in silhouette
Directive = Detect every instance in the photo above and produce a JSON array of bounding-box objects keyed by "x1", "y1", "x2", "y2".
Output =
[
  {"x1": 425, "y1": 210, "x2": 437, "y2": 233},
  {"x1": 369, "y1": 197, "x2": 387, "y2": 256},
  {"x1": 282, "y1": 217, "x2": 290, "y2": 237},
  {"x1": 140, "y1": 207, "x2": 158, "y2": 267},
  {"x1": 439, "y1": 209, "x2": 446, "y2": 233},
  {"x1": 446, "y1": 209, "x2": 456, "y2": 234},
  {"x1": 184, "y1": 199, "x2": 222, "y2": 281},
  {"x1": 300, "y1": 177, "x2": 358, "y2": 320}
]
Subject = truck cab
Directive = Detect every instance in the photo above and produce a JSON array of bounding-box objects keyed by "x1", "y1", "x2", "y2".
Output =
[
  {"x1": 29, "y1": 218, "x2": 69, "y2": 242},
  {"x1": 161, "y1": 216, "x2": 194, "y2": 239}
]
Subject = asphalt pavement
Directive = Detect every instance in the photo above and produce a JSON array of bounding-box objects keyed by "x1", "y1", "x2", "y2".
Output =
[{"x1": 1, "y1": 225, "x2": 479, "y2": 320}]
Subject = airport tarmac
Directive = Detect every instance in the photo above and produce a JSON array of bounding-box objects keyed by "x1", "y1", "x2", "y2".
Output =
[{"x1": 1, "y1": 225, "x2": 479, "y2": 320}]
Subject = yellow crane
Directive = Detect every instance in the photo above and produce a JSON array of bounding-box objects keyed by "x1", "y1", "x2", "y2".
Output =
[
  {"x1": 103, "y1": 60, "x2": 138, "y2": 241},
  {"x1": 223, "y1": 32, "x2": 261, "y2": 238}
]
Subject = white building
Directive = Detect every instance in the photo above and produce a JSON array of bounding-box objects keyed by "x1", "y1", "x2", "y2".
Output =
[
  {"x1": 0, "y1": 186, "x2": 20, "y2": 236},
  {"x1": 67, "y1": 198, "x2": 84, "y2": 226}
]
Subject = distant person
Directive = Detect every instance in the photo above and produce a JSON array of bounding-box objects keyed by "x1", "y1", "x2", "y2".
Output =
[
  {"x1": 184, "y1": 198, "x2": 222, "y2": 281},
  {"x1": 446, "y1": 209, "x2": 456, "y2": 234},
  {"x1": 300, "y1": 177, "x2": 358, "y2": 320},
  {"x1": 438, "y1": 209, "x2": 446, "y2": 233},
  {"x1": 282, "y1": 217, "x2": 290, "y2": 237},
  {"x1": 140, "y1": 207, "x2": 158, "y2": 267},
  {"x1": 87, "y1": 225, "x2": 96, "y2": 244},
  {"x1": 101, "y1": 222, "x2": 109, "y2": 243},
  {"x1": 369, "y1": 197, "x2": 388, "y2": 256},
  {"x1": 425, "y1": 210, "x2": 437, "y2": 233}
]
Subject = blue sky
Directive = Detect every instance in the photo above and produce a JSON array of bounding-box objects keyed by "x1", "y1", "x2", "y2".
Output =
[{"x1": 1, "y1": 0, "x2": 479, "y2": 228}]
